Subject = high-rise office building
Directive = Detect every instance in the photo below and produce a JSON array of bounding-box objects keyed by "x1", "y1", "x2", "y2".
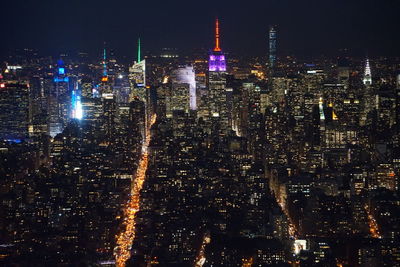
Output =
[
  {"x1": 49, "y1": 60, "x2": 71, "y2": 137},
  {"x1": 129, "y1": 38, "x2": 146, "y2": 102},
  {"x1": 100, "y1": 46, "x2": 113, "y2": 94},
  {"x1": 0, "y1": 80, "x2": 30, "y2": 140},
  {"x1": 269, "y1": 25, "x2": 277, "y2": 70},
  {"x1": 208, "y1": 19, "x2": 228, "y2": 132},
  {"x1": 170, "y1": 66, "x2": 196, "y2": 112},
  {"x1": 337, "y1": 57, "x2": 350, "y2": 88},
  {"x1": 28, "y1": 76, "x2": 49, "y2": 138},
  {"x1": 82, "y1": 97, "x2": 102, "y2": 124},
  {"x1": 102, "y1": 93, "x2": 116, "y2": 142},
  {"x1": 128, "y1": 38, "x2": 150, "y2": 138},
  {"x1": 81, "y1": 78, "x2": 93, "y2": 98},
  {"x1": 169, "y1": 83, "x2": 190, "y2": 116}
]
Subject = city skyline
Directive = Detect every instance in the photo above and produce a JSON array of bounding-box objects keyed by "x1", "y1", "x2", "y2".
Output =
[
  {"x1": 1, "y1": 0, "x2": 400, "y2": 58},
  {"x1": 1, "y1": 3, "x2": 400, "y2": 267}
]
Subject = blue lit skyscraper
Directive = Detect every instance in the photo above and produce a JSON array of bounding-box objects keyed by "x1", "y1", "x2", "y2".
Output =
[{"x1": 49, "y1": 59, "x2": 71, "y2": 137}]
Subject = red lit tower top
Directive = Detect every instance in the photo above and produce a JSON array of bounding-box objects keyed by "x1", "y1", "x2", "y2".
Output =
[
  {"x1": 214, "y1": 19, "x2": 221, "y2": 52},
  {"x1": 209, "y1": 18, "x2": 226, "y2": 72}
]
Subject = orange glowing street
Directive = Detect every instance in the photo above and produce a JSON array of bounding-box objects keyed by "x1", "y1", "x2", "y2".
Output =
[
  {"x1": 194, "y1": 232, "x2": 210, "y2": 267},
  {"x1": 365, "y1": 204, "x2": 381, "y2": 239},
  {"x1": 277, "y1": 199, "x2": 297, "y2": 239},
  {"x1": 114, "y1": 114, "x2": 156, "y2": 267}
]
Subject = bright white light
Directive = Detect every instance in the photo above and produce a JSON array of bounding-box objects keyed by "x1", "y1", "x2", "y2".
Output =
[
  {"x1": 171, "y1": 66, "x2": 196, "y2": 110},
  {"x1": 118, "y1": 74, "x2": 123, "y2": 79},
  {"x1": 75, "y1": 100, "x2": 83, "y2": 119},
  {"x1": 293, "y1": 240, "x2": 307, "y2": 255}
]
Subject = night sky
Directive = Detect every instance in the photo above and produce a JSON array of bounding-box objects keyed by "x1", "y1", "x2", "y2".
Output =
[{"x1": 1, "y1": 0, "x2": 399, "y2": 59}]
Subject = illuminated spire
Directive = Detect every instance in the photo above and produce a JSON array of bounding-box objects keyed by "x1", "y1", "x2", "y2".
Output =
[
  {"x1": 103, "y1": 43, "x2": 107, "y2": 77},
  {"x1": 363, "y1": 58, "x2": 372, "y2": 86},
  {"x1": 137, "y1": 38, "x2": 141, "y2": 63},
  {"x1": 365, "y1": 58, "x2": 371, "y2": 76},
  {"x1": 214, "y1": 19, "x2": 221, "y2": 52},
  {"x1": 209, "y1": 19, "x2": 226, "y2": 72},
  {"x1": 101, "y1": 43, "x2": 108, "y2": 82}
]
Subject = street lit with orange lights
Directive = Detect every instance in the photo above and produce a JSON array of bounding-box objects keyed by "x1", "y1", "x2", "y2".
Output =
[
  {"x1": 194, "y1": 232, "x2": 211, "y2": 267},
  {"x1": 114, "y1": 114, "x2": 156, "y2": 267},
  {"x1": 277, "y1": 199, "x2": 297, "y2": 238},
  {"x1": 365, "y1": 204, "x2": 381, "y2": 239}
]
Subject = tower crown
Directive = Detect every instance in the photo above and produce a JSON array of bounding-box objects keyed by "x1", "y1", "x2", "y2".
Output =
[
  {"x1": 363, "y1": 58, "x2": 372, "y2": 86},
  {"x1": 209, "y1": 19, "x2": 226, "y2": 72},
  {"x1": 364, "y1": 58, "x2": 371, "y2": 76}
]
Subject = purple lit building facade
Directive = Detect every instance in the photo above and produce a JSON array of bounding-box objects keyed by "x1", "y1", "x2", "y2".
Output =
[{"x1": 209, "y1": 53, "x2": 226, "y2": 72}]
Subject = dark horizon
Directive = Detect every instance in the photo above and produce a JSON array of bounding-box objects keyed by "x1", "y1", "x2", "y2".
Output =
[{"x1": 1, "y1": 0, "x2": 399, "y2": 60}]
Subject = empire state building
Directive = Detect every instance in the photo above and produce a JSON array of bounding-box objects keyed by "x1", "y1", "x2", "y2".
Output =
[{"x1": 208, "y1": 19, "x2": 229, "y2": 134}]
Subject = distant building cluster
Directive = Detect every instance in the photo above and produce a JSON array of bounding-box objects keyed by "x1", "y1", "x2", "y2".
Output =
[{"x1": 1, "y1": 20, "x2": 400, "y2": 266}]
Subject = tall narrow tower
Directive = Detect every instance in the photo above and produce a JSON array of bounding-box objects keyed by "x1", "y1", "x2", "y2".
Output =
[
  {"x1": 208, "y1": 19, "x2": 228, "y2": 133},
  {"x1": 209, "y1": 19, "x2": 226, "y2": 72},
  {"x1": 100, "y1": 44, "x2": 113, "y2": 95},
  {"x1": 49, "y1": 59, "x2": 71, "y2": 137},
  {"x1": 269, "y1": 26, "x2": 277, "y2": 69},
  {"x1": 137, "y1": 38, "x2": 141, "y2": 63},
  {"x1": 102, "y1": 44, "x2": 108, "y2": 83},
  {"x1": 128, "y1": 37, "x2": 147, "y2": 141},
  {"x1": 129, "y1": 37, "x2": 146, "y2": 98},
  {"x1": 363, "y1": 58, "x2": 372, "y2": 86}
]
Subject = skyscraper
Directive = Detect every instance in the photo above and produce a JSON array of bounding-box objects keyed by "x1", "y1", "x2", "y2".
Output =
[
  {"x1": 337, "y1": 56, "x2": 350, "y2": 88},
  {"x1": 0, "y1": 80, "x2": 29, "y2": 140},
  {"x1": 170, "y1": 66, "x2": 196, "y2": 112},
  {"x1": 128, "y1": 38, "x2": 148, "y2": 142},
  {"x1": 102, "y1": 93, "x2": 116, "y2": 142},
  {"x1": 129, "y1": 38, "x2": 146, "y2": 101},
  {"x1": 49, "y1": 60, "x2": 71, "y2": 137},
  {"x1": 100, "y1": 45, "x2": 113, "y2": 94},
  {"x1": 102, "y1": 45, "x2": 108, "y2": 83},
  {"x1": 208, "y1": 19, "x2": 228, "y2": 133},
  {"x1": 363, "y1": 58, "x2": 372, "y2": 86},
  {"x1": 208, "y1": 19, "x2": 226, "y2": 72},
  {"x1": 269, "y1": 26, "x2": 277, "y2": 70}
]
